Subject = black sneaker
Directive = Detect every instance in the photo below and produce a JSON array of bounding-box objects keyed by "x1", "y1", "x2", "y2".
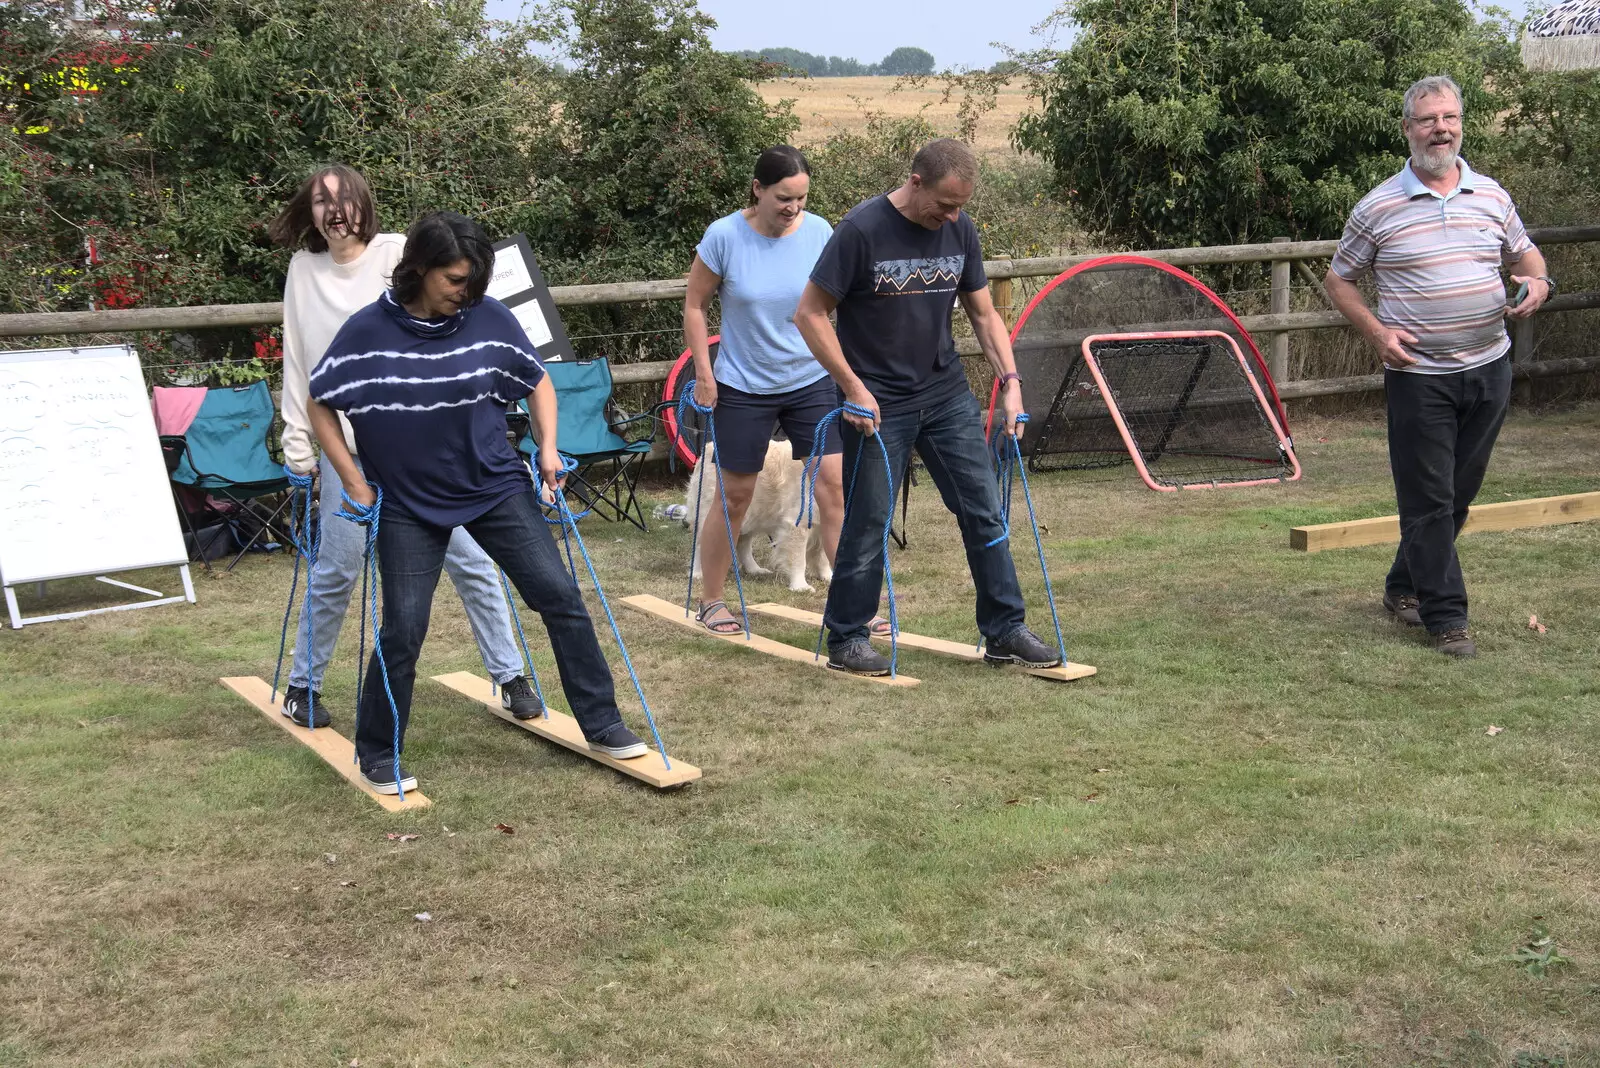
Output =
[
  {"x1": 826, "y1": 639, "x2": 891, "y2": 677},
  {"x1": 500, "y1": 675, "x2": 543, "y2": 720},
  {"x1": 360, "y1": 760, "x2": 418, "y2": 795},
  {"x1": 984, "y1": 626, "x2": 1062, "y2": 668},
  {"x1": 281, "y1": 685, "x2": 330, "y2": 728},
  {"x1": 1432, "y1": 627, "x2": 1477, "y2": 658},
  {"x1": 1383, "y1": 592, "x2": 1423, "y2": 627},
  {"x1": 587, "y1": 723, "x2": 648, "y2": 759}
]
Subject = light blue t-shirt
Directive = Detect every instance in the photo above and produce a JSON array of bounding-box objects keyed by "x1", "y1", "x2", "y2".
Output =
[{"x1": 696, "y1": 210, "x2": 833, "y2": 395}]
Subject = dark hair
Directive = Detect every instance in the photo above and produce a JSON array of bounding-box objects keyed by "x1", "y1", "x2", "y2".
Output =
[
  {"x1": 911, "y1": 138, "x2": 978, "y2": 187},
  {"x1": 390, "y1": 211, "x2": 496, "y2": 308},
  {"x1": 268, "y1": 164, "x2": 377, "y2": 252},
  {"x1": 749, "y1": 145, "x2": 811, "y2": 204}
]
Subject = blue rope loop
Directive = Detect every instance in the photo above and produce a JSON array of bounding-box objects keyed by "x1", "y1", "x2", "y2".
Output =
[
  {"x1": 526, "y1": 452, "x2": 581, "y2": 577},
  {"x1": 985, "y1": 412, "x2": 1028, "y2": 548},
  {"x1": 987, "y1": 413, "x2": 1068, "y2": 666},
  {"x1": 532, "y1": 454, "x2": 593, "y2": 527},
  {"x1": 797, "y1": 403, "x2": 899, "y2": 677},
  {"x1": 677, "y1": 380, "x2": 750, "y2": 639},
  {"x1": 548, "y1": 454, "x2": 673, "y2": 769},
  {"x1": 272, "y1": 465, "x2": 320, "y2": 728},
  {"x1": 333, "y1": 485, "x2": 408, "y2": 801},
  {"x1": 498, "y1": 567, "x2": 549, "y2": 720}
]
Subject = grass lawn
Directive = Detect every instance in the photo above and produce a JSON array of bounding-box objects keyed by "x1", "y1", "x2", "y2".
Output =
[{"x1": 3, "y1": 404, "x2": 1599, "y2": 1067}]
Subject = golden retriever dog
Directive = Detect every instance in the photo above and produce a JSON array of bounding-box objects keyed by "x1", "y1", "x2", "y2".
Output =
[{"x1": 685, "y1": 439, "x2": 831, "y2": 592}]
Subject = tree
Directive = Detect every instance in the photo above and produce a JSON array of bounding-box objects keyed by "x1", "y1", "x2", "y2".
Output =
[
  {"x1": 729, "y1": 47, "x2": 877, "y2": 76},
  {"x1": 1, "y1": 0, "x2": 795, "y2": 373},
  {"x1": 828, "y1": 55, "x2": 874, "y2": 77},
  {"x1": 1014, "y1": 0, "x2": 1519, "y2": 248},
  {"x1": 732, "y1": 46, "x2": 830, "y2": 76},
  {"x1": 520, "y1": 0, "x2": 795, "y2": 283},
  {"x1": 878, "y1": 46, "x2": 935, "y2": 76},
  {"x1": 2, "y1": 0, "x2": 553, "y2": 319}
]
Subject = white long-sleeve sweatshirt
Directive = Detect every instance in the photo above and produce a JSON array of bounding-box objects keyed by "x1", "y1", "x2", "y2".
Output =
[{"x1": 279, "y1": 233, "x2": 406, "y2": 473}]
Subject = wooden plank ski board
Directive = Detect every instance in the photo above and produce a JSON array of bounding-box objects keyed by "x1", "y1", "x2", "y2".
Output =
[
  {"x1": 429, "y1": 671, "x2": 701, "y2": 789},
  {"x1": 221, "y1": 676, "x2": 432, "y2": 811},
  {"x1": 1290, "y1": 491, "x2": 1600, "y2": 552},
  {"x1": 747, "y1": 602, "x2": 1098, "y2": 683},
  {"x1": 619, "y1": 593, "x2": 920, "y2": 688}
]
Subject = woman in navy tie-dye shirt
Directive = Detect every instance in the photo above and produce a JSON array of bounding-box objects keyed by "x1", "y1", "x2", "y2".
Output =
[{"x1": 308, "y1": 211, "x2": 648, "y2": 794}]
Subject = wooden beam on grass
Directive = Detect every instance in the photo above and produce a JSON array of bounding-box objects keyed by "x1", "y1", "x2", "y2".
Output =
[
  {"x1": 747, "y1": 603, "x2": 1097, "y2": 683},
  {"x1": 428, "y1": 672, "x2": 701, "y2": 789},
  {"x1": 221, "y1": 676, "x2": 432, "y2": 811},
  {"x1": 619, "y1": 593, "x2": 919, "y2": 687},
  {"x1": 1290, "y1": 491, "x2": 1600, "y2": 552}
]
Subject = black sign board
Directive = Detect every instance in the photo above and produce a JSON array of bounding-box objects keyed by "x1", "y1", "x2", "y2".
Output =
[{"x1": 489, "y1": 233, "x2": 576, "y2": 363}]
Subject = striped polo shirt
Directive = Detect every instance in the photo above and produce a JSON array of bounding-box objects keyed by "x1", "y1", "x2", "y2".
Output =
[{"x1": 1331, "y1": 159, "x2": 1533, "y2": 374}]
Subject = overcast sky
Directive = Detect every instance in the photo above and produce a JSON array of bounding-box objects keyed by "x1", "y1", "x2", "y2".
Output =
[
  {"x1": 486, "y1": 0, "x2": 1068, "y2": 71},
  {"x1": 485, "y1": 1, "x2": 1533, "y2": 73}
]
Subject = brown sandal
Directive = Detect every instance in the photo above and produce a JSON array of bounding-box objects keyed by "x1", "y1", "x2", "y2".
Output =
[
  {"x1": 869, "y1": 615, "x2": 894, "y2": 637},
  {"x1": 696, "y1": 600, "x2": 745, "y2": 635}
]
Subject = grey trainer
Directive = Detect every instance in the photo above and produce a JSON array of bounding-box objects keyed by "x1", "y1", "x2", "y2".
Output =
[{"x1": 827, "y1": 640, "x2": 892, "y2": 677}]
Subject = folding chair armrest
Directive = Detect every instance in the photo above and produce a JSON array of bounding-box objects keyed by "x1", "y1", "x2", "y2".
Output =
[
  {"x1": 611, "y1": 410, "x2": 655, "y2": 430},
  {"x1": 505, "y1": 404, "x2": 532, "y2": 439},
  {"x1": 607, "y1": 410, "x2": 657, "y2": 445},
  {"x1": 158, "y1": 434, "x2": 187, "y2": 475}
]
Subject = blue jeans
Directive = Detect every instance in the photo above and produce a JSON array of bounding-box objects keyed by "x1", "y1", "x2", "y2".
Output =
[
  {"x1": 824, "y1": 388, "x2": 1026, "y2": 651},
  {"x1": 1384, "y1": 355, "x2": 1512, "y2": 633},
  {"x1": 288, "y1": 453, "x2": 524, "y2": 691},
  {"x1": 354, "y1": 487, "x2": 624, "y2": 771}
]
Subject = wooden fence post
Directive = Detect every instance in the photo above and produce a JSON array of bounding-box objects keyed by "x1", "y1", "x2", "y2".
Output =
[
  {"x1": 991, "y1": 277, "x2": 1015, "y2": 331},
  {"x1": 1512, "y1": 315, "x2": 1535, "y2": 406},
  {"x1": 1270, "y1": 237, "x2": 1291, "y2": 386}
]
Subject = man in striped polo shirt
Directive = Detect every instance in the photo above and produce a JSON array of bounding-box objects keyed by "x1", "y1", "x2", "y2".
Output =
[{"x1": 1324, "y1": 74, "x2": 1552, "y2": 658}]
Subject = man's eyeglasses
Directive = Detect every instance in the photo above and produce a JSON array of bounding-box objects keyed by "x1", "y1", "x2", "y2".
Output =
[{"x1": 1408, "y1": 113, "x2": 1463, "y2": 130}]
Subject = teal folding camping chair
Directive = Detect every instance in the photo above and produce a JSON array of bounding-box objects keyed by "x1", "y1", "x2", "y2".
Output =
[
  {"x1": 518, "y1": 358, "x2": 655, "y2": 530},
  {"x1": 162, "y1": 380, "x2": 293, "y2": 570}
]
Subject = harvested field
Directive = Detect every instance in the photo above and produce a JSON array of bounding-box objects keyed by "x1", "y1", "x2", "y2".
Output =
[{"x1": 755, "y1": 75, "x2": 1033, "y2": 157}]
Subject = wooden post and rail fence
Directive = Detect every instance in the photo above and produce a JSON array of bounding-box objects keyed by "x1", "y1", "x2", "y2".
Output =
[{"x1": 4, "y1": 225, "x2": 1599, "y2": 405}]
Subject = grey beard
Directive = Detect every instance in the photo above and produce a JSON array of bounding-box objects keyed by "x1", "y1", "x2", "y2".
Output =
[{"x1": 1411, "y1": 144, "x2": 1459, "y2": 178}]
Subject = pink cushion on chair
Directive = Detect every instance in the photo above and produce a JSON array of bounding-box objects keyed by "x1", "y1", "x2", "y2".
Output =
[{"x1": 151, "y1": 386, "x2": 208, "y2": 436}]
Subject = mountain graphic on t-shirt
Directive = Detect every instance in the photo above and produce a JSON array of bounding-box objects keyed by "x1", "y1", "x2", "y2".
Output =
[{"x1": 873, "y1": 256, "x2": 966, "y2": 294}]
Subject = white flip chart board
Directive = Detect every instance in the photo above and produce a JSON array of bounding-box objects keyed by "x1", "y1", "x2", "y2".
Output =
[{"x1": 0, "y1": 345, "x2": 188, "y2": 585}]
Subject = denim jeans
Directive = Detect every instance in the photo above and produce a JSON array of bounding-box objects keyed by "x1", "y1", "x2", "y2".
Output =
[
  {"x1": 288, "y1": 453, "x2": 524, "y2": 691},
  {"x1": 1384, "y1": 355, "x2": 1512, "y2": 634},
  {"x1": 824, "y1": 388, "x2": 1026, "y2": 651},
  {"x1": 354, "y1": 487, "x2": 624, "y2": 771}
]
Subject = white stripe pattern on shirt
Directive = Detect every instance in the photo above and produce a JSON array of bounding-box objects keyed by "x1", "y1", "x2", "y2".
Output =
[
  {"x1": 345, "y1": 391, "x2": 514, "y2": 416},
  {"x1": 312, "y1": 337, "x2": 539, "y2": 377},
  {"x1": 315, "y1": 364, "x2": 540, "y2": 403}
]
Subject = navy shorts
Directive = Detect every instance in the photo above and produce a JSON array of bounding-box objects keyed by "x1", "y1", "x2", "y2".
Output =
[{"x1": 711, "y1": 376, "x2": 844, "y2": 473}]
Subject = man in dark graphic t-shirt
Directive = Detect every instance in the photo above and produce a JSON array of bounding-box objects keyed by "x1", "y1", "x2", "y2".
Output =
[{"x1": 794, "y1": 138, "x2": 1060, "y2": 677}]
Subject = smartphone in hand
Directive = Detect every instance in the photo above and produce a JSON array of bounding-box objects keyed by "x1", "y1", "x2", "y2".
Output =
[{"x1": 1511, "y1": 280, "x2": 1530, "y2": 307}]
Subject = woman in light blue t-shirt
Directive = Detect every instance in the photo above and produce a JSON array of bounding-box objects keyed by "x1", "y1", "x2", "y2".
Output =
[{"x1": 683, "y1": 147, "x2": 882, "y2": 636}]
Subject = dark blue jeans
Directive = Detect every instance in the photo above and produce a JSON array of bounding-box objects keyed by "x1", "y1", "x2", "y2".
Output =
[
  {"x1": 824, "y1": 388, "x2": 1026, "y2": 651},
  {"x1": 1384, "y1": 355, "x2": 1512, "y2": 634},
  {"x1": 354, "y1": 487, "x2": 623, "y2": 771}
]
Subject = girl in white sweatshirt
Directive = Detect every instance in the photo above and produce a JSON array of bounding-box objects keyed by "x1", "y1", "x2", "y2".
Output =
[{"x1": 270, "y1": 164, "x2": 540, "y2": 727}]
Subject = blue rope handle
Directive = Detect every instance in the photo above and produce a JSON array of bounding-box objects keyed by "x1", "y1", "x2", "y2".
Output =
[
  {"x1": 272, "y1": 466, "x2": 319, "y2": 729},
  {"x1": 989, "y1": 414, "x2": 1069, "y2": 666},
  {"x1": 333, "y1": 485, "x2": 408, "y2": 801},
  {"x1": 546, "y1": 454, "x2": 674, "y2": 768},
  {"x1": 797, "y1": 403, "x2": 899, "y2": 677},
  {"x1": 498, "y1": 567, "x2": 550, "y2": 720},
  {"x1": 676, "y1": 381, "x2": 750, "y2": 638}
]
